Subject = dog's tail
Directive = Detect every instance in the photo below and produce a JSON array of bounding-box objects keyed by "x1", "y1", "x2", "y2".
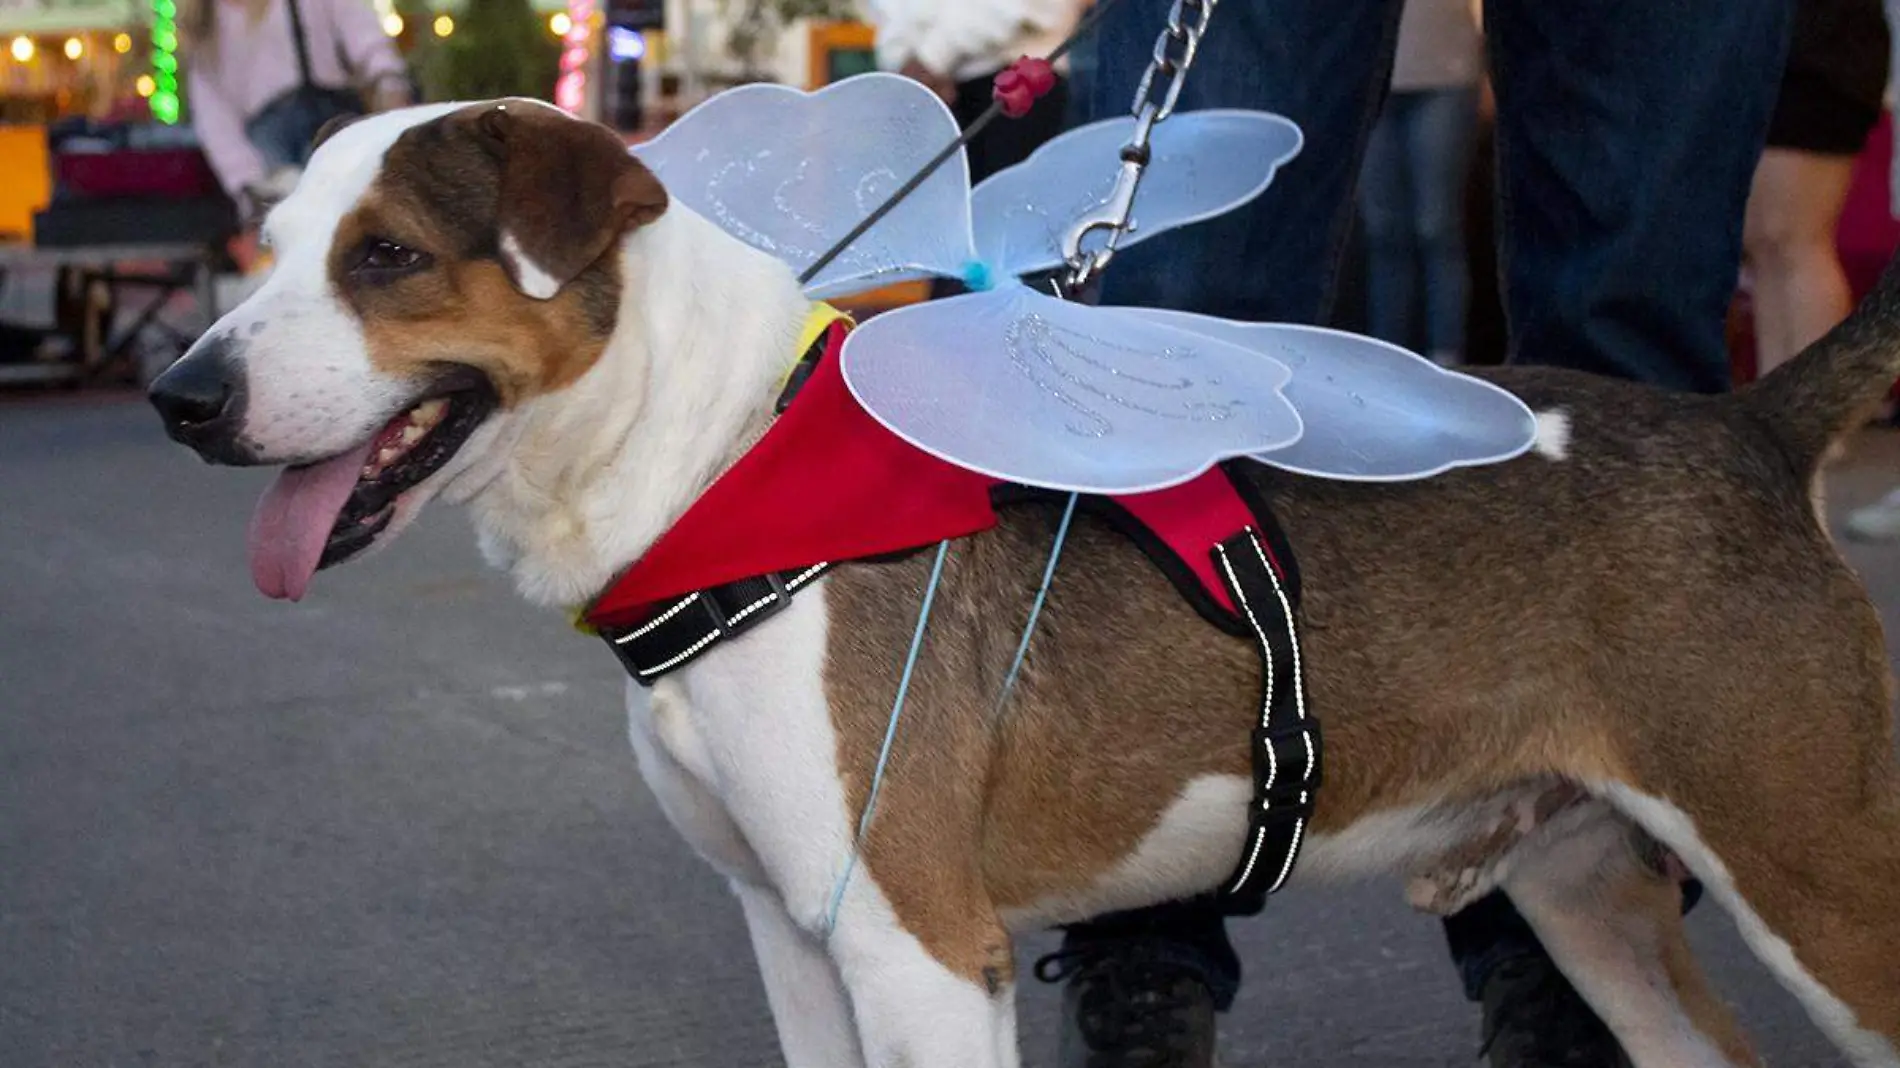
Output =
[{"x1": 1742, "y1": 254, "x2": 1900, "y2": 472}]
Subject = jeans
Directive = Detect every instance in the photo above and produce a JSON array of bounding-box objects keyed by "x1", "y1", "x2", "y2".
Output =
[
  {"x1": 1061, "y1": 0, "x2": 1790, "y2": 1007},
  {"x1": 1357, "y1": 88, "x2": 1479, "y2": 361},
  {"x1": 1077, "y1": 0, "x2": 1789, "y2": 392}
]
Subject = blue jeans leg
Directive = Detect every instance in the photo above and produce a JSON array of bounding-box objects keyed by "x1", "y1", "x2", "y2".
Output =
[
  {"x1": 1058, "y1": 0, "x2": 1405, "y2": 1009},
  {"x1": 1074, "y1": 0, "x2": 1407, "y2": 324},
  {"x1": 1406, "y1": 88, "x2": 1478, "y2": 360},
  {"x1": 1358, "y1": 89, "x2": 1478, "y2": 357},
  {"x1": 1489, "y1": 0, "x2": 1793, "y2": 392},
  {"x1": 1357, "y1": 95, "x2": 1421, "y2": 350}
]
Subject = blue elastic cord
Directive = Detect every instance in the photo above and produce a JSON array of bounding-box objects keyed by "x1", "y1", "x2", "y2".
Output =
[
  {"x1": 822, "y1": 539, "x2": 952, "y2": 936},
  {"x1": 996, "y1": 492, "x2": 1078, "y2": 713},
  {"x1": 961, "y1": 260, "x2": 996, "y2": 292}
]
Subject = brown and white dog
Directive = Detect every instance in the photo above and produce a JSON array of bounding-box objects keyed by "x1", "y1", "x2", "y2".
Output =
[{"x1": 150, "y1": 100, "x2": 1900, "y2": 1068}]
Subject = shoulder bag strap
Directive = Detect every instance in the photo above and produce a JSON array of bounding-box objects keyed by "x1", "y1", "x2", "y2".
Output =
[{"x1": 283, "y1": 0, "x2": 317, "y2": 89}]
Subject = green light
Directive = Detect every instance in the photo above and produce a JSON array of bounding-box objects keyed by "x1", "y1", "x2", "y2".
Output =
[{"x1": 150, "y1": 0, "x2": 179, "y2": 123}]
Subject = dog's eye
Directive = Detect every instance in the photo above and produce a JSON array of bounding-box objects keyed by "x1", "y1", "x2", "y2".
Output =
[{"x1": 355, "y1": 239, "x2": 429, "y2": 276}]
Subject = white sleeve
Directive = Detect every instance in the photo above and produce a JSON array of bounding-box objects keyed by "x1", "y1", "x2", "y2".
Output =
[
  {"x1": 328, "y1": 0, "x2": 406, "y2": 86},
  {"x1": 884, "y1": 0, "x2": 1083, "y2": 76},
  {"x1": 911, "y1": 0, "x2": 1041, "y2": 75},
  {"x1": 188, "y1": 63, "x2": 267, "y2": 201},
  {"x1": 862, "y1": 0, "x2": 922, "y2": 69}
]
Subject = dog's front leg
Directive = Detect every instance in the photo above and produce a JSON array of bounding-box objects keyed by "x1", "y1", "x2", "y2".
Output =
[
  {"x1": 824, "y1": 875, "x2": 1019, "y2": 1068},
  {"x1": 732, "y1": 880, "x2": 866, "y2": 1068}
]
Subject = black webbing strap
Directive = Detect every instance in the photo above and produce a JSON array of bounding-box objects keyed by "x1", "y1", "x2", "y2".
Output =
[
  {"x1": 598, "y1": 564, "x2": 829, "y2": 685},
  {"x1": 1212, "y1": 527, "x2": 1321, "y2": 905}
]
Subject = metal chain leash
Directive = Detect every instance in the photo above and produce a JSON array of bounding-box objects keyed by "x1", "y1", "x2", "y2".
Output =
[{"x1": 1062, "y1": 0, "x2": 1220, "y2": 290}]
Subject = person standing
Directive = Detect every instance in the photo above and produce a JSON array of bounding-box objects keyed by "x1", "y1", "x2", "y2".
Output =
[
  {"x1": 1355, "y1": 0, "x2": 1483, "y2": 364},
  {"x1": 1048, "y1": 1, "x2": 1793, "y2": 1066},
  {"x1": 1744, "y1": 0, "x2": 1890, "y2": 378},
  {"x1": 182, "y1": 0, "x2": 410, "y2": 217},
  {"x1": 865, "y1": 0, "x2": 1089, "y2": 186}
]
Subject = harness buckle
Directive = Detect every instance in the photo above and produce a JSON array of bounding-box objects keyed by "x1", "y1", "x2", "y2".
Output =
[
  {"x1": 712, "y1": 570, "x2": 793, "y2": 635},
  {"x1": 1251, "y1": 719, "x2": 1323, "y2": 814}
]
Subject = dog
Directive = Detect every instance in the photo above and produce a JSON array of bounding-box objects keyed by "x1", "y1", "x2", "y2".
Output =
[{"x1": 149, "y1": 100, "x2": 1900, "y2": 1068}]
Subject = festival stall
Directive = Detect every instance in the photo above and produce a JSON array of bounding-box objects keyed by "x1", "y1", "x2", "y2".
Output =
[{"x1": 0, "y1": 0, "x2": 229, "y2": 385}]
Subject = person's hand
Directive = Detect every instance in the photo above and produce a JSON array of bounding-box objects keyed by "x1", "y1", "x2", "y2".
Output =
[
  {"x1": 899, "y1": 60, "x2": 958, "y2": 106},
  {"x1": 227, "y1": 228, "x2": 263, "y2": 274},
  {"x1": 241, "y1": 166, "x2": 302, "y2": 222},
  {"x1": 367, "y1": 76, "x2": 414, "y2": 113}
]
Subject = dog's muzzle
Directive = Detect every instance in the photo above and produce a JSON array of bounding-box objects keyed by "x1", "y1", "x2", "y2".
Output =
[{"x1": 149, "y1": 335, "x2": 256, "y2": 465}]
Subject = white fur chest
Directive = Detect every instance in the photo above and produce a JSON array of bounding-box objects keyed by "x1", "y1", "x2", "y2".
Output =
[{"x1": 621, "y1": 591, "x2": 861, "y2": 930}]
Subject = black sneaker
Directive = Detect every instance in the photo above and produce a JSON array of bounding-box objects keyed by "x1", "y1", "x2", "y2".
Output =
[
  {"x1": 1035, "y1": 941, "x2": 1219, "y2": 1068},
  {"x1": 1478, "y1": 955, "x2": 1632, "y2": 1068}
]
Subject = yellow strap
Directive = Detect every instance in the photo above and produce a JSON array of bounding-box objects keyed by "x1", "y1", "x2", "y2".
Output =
[
  {"x1": 778, "y1": 301, "x2": 852, "y2": 395},
  {"x1": 571, "y1": 302, "x2": 851, "y2": 637}
]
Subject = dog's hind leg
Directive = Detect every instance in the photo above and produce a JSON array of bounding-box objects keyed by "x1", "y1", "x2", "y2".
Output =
[
  {"x1": 1604, "y1": 782, "x2": 1900, "y2": 1068},
  {"x1": 1501, "y1": 804, "x2": 1761, "y2": 1068},
  {"x1": 733, "y1": 881, "x2": 866, "y2": 1068}
]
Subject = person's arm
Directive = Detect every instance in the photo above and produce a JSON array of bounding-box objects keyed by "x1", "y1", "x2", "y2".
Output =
[
  {"x1": 329, "y1": 0, "x2": 410, "y2": 107},
  {"x1": 862, "y1": 0, "x2": 957, "y2": 102},
  {"x1": 908, "y1": 0, "x2": 1075, "y2": 78},
  {"x1": 188, "y1": 63, "x2": 268, "y2": 207},
  {"x1": 863, "y1": 0, "x2": 922, "y2": 70}
]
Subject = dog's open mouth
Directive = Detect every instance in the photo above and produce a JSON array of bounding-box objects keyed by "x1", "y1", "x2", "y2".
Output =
[{"x1": 248, "y1": 376, "x2": 497, "y2": 601}]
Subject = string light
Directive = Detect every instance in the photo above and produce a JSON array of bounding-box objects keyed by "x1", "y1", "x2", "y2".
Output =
[
  {"x1": 113, "y1": 32, "x2": 132, "y2": 53},
  {"x1": 9, "y1": 36, "x2": 34, "y2": 62},
  {"x1": 548, "y1": 11, "x2": 571, "y2": 36},
  {"x1": 381, "y1": 12, "x2": 404, "y2": 36},
  {"x1": 149, "y1": 0, "x2": 180, "y2": 123},
  {"x1": 63, "y1": 37, "x2": 83, "y2": 60},
  {"x1": 554, "y1": 0, "x2": 592, "y2": 113},
  {"x1": 432, "y1": 14, "x2": 453, "y2": 36},
  {"x1": 135, "y1": 73, "x2": 155, "y2": 96}
]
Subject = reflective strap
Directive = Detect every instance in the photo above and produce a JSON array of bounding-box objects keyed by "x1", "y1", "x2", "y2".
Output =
[
  {"x1": 1212, "y1": 528, "x2": 1320, "y2": 903},
  {"x1": 599, "y1": 564, "x2": 829, "y2": 685}
]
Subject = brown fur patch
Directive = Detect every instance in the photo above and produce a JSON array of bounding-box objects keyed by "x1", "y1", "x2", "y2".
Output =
[
  {"x1": 822, "y1": 361, "x2": 1900, "y2": 1034},
  {"x1": 328, "y1": 103, "x2": 666, "y2": 405}
]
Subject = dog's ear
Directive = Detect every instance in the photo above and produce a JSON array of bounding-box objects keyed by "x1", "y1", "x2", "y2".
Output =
[
  {"x1": 476, "y1": 101, "x2": 668, "y2": 300},
  {"x1": 311, "y1": 113, "x2": 360, "y2": 154}
]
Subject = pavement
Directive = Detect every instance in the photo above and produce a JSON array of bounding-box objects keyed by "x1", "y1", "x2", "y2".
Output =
[{"x1": 6, "y1": 391, "x2": 1900, "y2": 1067}]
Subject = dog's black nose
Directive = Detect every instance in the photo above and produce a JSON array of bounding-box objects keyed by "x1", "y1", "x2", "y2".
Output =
[{"x1": 149, "y1": 336, "x2": 248, "y2": 460}]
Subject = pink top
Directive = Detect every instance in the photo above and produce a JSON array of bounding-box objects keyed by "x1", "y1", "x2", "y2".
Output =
[{"x1": 187, "y1": 0, "x2": 405, "y2": 198}]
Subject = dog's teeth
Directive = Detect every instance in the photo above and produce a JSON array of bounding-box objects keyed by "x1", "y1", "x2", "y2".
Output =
[
  {"x1": 412, "y1": 398, "x2": 447, "y2": 426},
  {"x1": 378, "y1": 446, "x2": 401, "y2": 465},
  {"x1": 400, "y1": 424, "x2": 426, "y2": 445}
]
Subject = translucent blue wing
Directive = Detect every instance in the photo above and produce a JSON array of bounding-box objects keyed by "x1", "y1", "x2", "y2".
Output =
[
  {"x1": 970, "y1": 110, "x2": 1303, "y2": 280},
  {"x1": 632, "y1": 73, "x2": 978, "y2": 300},
  {"x1": 1114, "y1": 310, "x2": 1538, "y2": 480},
  {"x1": 841, "y1": 283, "x2": 1303, "y2": 494}
]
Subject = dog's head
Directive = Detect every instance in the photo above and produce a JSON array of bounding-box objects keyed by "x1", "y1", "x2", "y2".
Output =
[{"x1": 149, "y1": 100, "x2": 667, "y2": 600}]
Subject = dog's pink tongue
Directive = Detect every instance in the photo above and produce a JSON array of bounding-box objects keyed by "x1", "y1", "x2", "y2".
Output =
[{"x1": 248, "y1": 440, "x2": 375, "y2": 601}]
